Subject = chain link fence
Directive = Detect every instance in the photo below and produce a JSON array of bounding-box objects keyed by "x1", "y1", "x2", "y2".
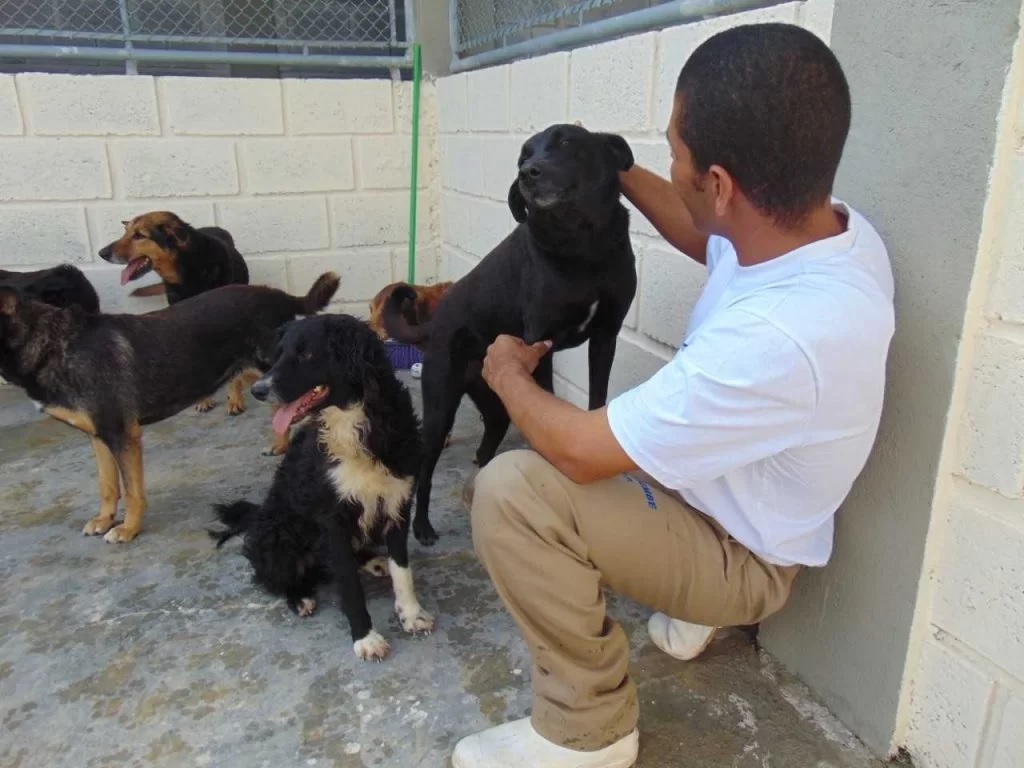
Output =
[
  {"x1": 0, "y1": 0, "x2": 414, "y2": 77},
  {"x1": 452, "y1": 0, "x2": 670, "y2": 56}
]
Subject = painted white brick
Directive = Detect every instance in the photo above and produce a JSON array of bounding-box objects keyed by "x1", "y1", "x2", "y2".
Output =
[
  {"x1": 287, "y1": 249, "x2": 391, "y2": 303},
  {"x1": 245, "y1": 255, "x2": 290, "y2": 291},
  {"x1": 931, "y1": 497, "x2": 1024, "y2": 681},
  {"x1": 988, "y1": 256, "x2": 1024, "y2": 323},
  {"x1": 638, "y1": 241, "x2": 707, "y2": 348},
  {"x1": 354, "y1": 135, "x2": 427, "y2": 190},
  {"x1": 956, "y1": 332, "x2": 1024, "y2": 495},
  {"x1": 0, "y1": 140, "x2": 110, "y2": 201},
  {"x1": 394, "y1": 81, "x2": 438, "y2": 134},
  {"x1": 905, "y1": 638, "x2": 992, "y2": 768},
  {"x1": 331, "y1": 191, "x2": 409, "y2": 247},
  {"x1": 391, "y1": 244, "x2": 439, "y2": 285},
  {"x1": 285, "y1": 79, "x2": 393, "y2": 135},
  {"x1": 466, "y1": 65, "x2": 510, "y2": 132},
  {"x1": 609, "y1": 337, "x2": 671, "y2": 399},
  {"x1": 0, "y1": 206, "x2": 90, "y2": 266},
  {"x1": 216, "y1": 198, "x2": 328, "y2": 254},
  {"x1": 77, "y1": 263, "x2": 167, "y2": 314},
  {"x1": 0, "y1": 75, "x2": 23, "y2": 135},
  {"x1": 799, "y1": 0, "x2": 836, "y2": 43},
  {"x1": 999, "y1": 156, "x2": 1024, "y2": 258},
  {"x1": 241, "y1": 138, "x2": 354, "y2": 195},
  {"x1": 569, "y1": 33, "x2": 655, "y2": 133},
  {"x1": 18, "y1": 74, "x2": 159, "y2": 136},
  {"x1": 510, "y1": 52, "x2": 569, "y2": 133},
  {"x1": 461, "y1": 195, "x2": 510, "y2": 258},
  {"x1": 655, "y1": 3, "x2": 801, "y2": 129},
  {"x1": 441, "y1": 135, "x2": 484, "y2": 196},
  {"x1": 86, "y1": 202, "x2": 216, "y2": 257},
  {"x1": 112, "y1": 139, "x2": 237, "y2": 199},
  {"x1": 553, "y1": 343, "x2": 589, "y2": 393},
  {"x1": 437, "y1": 73, "x2": 468, "y2": 133},
  {"x1": 442, "y1": 246, "x2": 478, "y2": 281},
  {"x1": 625, "y1": 139, "x2": 673, "y2": 238},
  {"x1": 480, "y1": 134, "x2": 525, "y2": 202},
  {"x1": 991, "y1": 692, "x2": 1024, "y2": 768},
  {"x1": 160, "y1": 77, "x2": 282, "y2": 135}
]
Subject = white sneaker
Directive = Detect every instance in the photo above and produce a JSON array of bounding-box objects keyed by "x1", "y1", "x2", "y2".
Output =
[
  {"x1": 452, "y1": 717, "x2": 638, "y2": 768},
  {"x1": 647, "y1": 613, "x2": 718, "y2": 661}
]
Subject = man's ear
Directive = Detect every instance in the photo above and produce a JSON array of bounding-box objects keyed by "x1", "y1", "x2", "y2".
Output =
[
  {"x1": 600, "y1": 132, "x2": 634, "y2": 171},
  {"x1": 508, "y1": 179, "x2": 529, "y2": 223},
  {"x1": 0, "y1": 286, "x2": 20, "y2": 317}
]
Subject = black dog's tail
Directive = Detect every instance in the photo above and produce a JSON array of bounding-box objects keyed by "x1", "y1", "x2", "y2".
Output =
[
  {"x1": 381, "y1": 284, "x2": 432, "y2": 345},
  {"x1": 207, "y1": 500, "x2": 260, "y2": 548},
  {"x1": 300, "y1": 271, "x2": 341, "y2": 315}
]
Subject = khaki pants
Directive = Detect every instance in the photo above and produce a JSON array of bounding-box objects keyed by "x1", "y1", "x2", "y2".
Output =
[{"x1": 470, "y1": 449, "x2": 802, "y2": 752}]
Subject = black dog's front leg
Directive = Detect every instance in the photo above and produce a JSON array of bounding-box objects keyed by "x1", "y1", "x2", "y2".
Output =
[
  {"x1": 586, "y1": 333, "x2": 617, "y2": 410},
  {"x1": 324, "y1": 514, "x2": 389, "y2": 662}
]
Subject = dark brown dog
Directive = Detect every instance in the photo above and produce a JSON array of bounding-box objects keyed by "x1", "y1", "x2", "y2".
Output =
[
  {"x1": 98, "y1": 211, "x2": 255, "y2": 417},
  {"x1": 0, "y1": 272, "x2": 339, "y2": 544}
]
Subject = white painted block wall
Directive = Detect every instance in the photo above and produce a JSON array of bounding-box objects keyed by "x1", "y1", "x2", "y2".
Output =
[
  {"x1": 434, "y1": 0, "x2": 833, "y2": 407},
  {"x1": 896, "y1": 16, "x2": 1024, "y2": 765},
  {"x1": 0, "y1": 73, "x2": 440, "y2": 317}
]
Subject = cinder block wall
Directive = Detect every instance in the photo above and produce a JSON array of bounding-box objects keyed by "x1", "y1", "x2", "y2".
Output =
[
  {"x1": 434, "y1": 0, "x2": 833, "y2": 407},
  {"x1": 895, "y1": 11, "x2": 1024, "y2": 766},
  {"x1": 0, "y1": 73, "x2": 440, "y2": 315}
]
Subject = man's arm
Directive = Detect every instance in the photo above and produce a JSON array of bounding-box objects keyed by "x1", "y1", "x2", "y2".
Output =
[
  {"x1": 481, "y1": 336, "x2": 636, "y2": 484},
  {"x1": 620, "y1": 165, "x2": 709, "y2": 265}
]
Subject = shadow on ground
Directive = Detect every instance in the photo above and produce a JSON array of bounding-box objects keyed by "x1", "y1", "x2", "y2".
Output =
[{"x1": 0, "y1": 375, "x2": 886, "y2": 767}]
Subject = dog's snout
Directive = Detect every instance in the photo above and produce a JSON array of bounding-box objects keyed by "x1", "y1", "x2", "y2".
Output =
[
  {"x1": 98, "y1": 244, "x2": 113, "y2": 262},
  {"x1": 251, "y1": 376, "x2": 272, "y2": 401},
  {"x1": 519, "y1": 161, "x2": 542, "y2": 181}
]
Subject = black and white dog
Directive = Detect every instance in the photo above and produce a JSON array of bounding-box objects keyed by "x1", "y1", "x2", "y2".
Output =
[{"x1": 209, "y1": 313, "x2": 433, "y2": 662}]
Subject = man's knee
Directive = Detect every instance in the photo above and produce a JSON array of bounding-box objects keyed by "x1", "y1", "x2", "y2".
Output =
[{"x1": 470, "y1": 449, "x2": 562, "y2": 551}]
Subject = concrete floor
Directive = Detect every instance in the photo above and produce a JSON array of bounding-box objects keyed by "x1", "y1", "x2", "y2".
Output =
[{"x1": 0, "y1": 375, "x2": 888, "y2": 768}]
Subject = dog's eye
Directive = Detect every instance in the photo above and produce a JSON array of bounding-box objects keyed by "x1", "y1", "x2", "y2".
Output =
[
  {"x1": 132, "y1": 232, "x2": 145, "y2": 240},
  {"x1": 300, "y1": 351, "x2": 313, "y2": 362},
  {"x1": 559, "y1": 138, "x2": 571, "y2": 148}
]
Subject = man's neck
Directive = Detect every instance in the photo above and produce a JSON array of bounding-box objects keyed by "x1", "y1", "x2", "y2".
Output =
[{"x1": 727, "y1": 201, "x2": 847, "y2": 267}]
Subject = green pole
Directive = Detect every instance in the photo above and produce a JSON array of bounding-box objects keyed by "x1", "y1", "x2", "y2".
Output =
[{"x1": 407, "y1": 42, "x2": 422, "y2": 284}]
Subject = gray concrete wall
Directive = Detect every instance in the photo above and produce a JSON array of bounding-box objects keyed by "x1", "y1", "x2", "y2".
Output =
[{"x1": 760, "y1": 0, "x2": 1022, "y2": 755}]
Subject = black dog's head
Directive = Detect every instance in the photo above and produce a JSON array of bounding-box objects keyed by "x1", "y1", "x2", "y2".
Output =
[
  {"x1": 508, "y1": 123, "x2": 634, "y2": 223},
  {"x1": 252, "y1": 314, "x2": 393, "y2": 437},
  {"x1": 98, "y1": 211, "x2": 192, "y2": 287}
]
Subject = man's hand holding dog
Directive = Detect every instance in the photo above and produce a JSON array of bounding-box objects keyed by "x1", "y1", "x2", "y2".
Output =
[{"x1": 482, "y1": 335, "x2": 552, "y2": 395}]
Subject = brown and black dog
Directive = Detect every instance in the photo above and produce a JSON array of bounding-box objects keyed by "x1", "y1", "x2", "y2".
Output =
[
  {"x1": 99, "y1": 211, "x2": 257, "y2": 418},
  {"x1": 368, "y1": 280, "x2": 453, "y2": 347},
  {"x1": 0, "y1": 273, "x2": 339, "y2": 544}
]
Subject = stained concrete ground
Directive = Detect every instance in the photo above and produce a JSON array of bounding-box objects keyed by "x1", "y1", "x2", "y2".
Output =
[{"x1": 0, "y1": 375, "x2": 889, "y2": 768}]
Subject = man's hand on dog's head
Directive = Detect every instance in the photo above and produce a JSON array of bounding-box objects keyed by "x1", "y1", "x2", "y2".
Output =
[{"x1": 482, "y1": 334, "x2": 553, "y2": 394}]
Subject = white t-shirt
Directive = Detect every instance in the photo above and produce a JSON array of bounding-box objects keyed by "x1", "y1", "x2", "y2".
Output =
[{"x1": 607, "y1": 200, "x2": 894, "y2": 567}]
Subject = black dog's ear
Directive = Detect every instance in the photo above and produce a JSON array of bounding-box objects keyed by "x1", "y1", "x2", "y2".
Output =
[
  {"x1": 599, "y1": 133, "x2": 634, "y2": 171},
  {"x1": 0, "y1": 286, "x2": 20, "y2": 316},
  {"x1": 508, "y1": 179, "x2": 528, "y2": 223}
]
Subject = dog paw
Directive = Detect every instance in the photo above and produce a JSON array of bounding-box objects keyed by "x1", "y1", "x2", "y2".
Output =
[
  {"x1": 194, "y1": 399, "x2": 215, "y2": 414},
  {"x1": 360, "y1": 556, "x2": 390, "y2": 578},
  {"x1": 82, "y1": 516, "x2": 116, "y2": 536},
  {"x1": 103, "y1": 524, "x2": 139, "y2": 544},
  {"x1": 227, "y1": 401, "x2": 247, "y2": 416},
  {"x1": 413, "y1": 519, "x2": 438, "y2": 546},
  {"x1": 260, "y1": 444, "x2": 286, "y2": 457},
  {"x1": 353, "y1": 630, "x2": 390, "y2": 662},
  {"x1": 297, "y1": 598, "x2": 316, "y2": 617},
  {"x1": 396, "y1": 602, "x2": 434, "y2": 635}
]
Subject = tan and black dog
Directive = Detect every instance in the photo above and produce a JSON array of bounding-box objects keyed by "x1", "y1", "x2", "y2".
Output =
[
  {"x1": 0, "y1": 272, "x2": 339, "y2": 544},
  {"x1": 99, "y1": 211, "x2": 256, "y2": 417},
  {"x1": 368, "y1": 280, "x2": 453, "y2": 347}
]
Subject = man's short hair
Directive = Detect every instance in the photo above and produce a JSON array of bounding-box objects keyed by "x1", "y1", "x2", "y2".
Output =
[{"x1": 674, "y1": 23, "x2": 851, "y2": 227}]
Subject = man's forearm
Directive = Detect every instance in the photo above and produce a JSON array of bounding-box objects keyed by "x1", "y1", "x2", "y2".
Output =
[
  {"x1": 621, "y1": 165, "x2": 708, "y2": 264},
  {"x1": 490, "y1": 367, "x2": 586, "y2": 476}
]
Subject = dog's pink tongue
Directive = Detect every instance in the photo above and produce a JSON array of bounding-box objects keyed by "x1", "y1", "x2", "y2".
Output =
[
  {"x1": 120, "y1": 264, "x2": 134, "y2": 286},
  {"x1": 272, "y1": 401, "x2": 302, "y2": 435}
]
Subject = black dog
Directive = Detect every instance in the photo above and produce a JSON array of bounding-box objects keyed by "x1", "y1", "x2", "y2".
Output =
[
  {"x1": 0, "y1": 273, "x2": 339, "y2": 544},
  {"x1": 99, "y1": 211, "x2": 255, "y2": 417},
  {"x1": 209, "y1": 314, "x2": 433, "y2": 662},
  {"x1": 0, "y1": 264, "x2": 100, "y2": 314},
  {"x1": 383, "y1": 123, "x2": 638, "y2": 545}
]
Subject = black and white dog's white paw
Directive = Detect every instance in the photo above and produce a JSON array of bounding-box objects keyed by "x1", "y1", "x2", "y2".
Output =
[
  {"x1": 397, "y1": 601, "x2": 434, "y2": 635},
  {"x1": 353, "y1": 629, "x2": 390, "y2": 662}
]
